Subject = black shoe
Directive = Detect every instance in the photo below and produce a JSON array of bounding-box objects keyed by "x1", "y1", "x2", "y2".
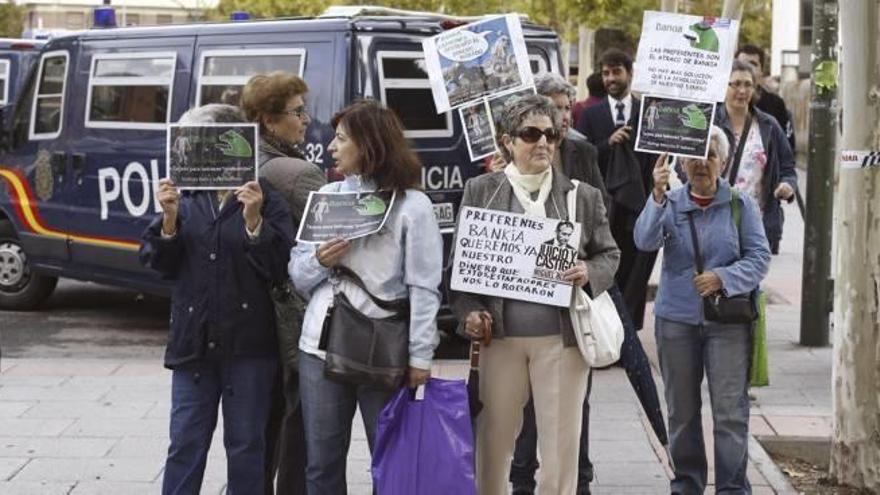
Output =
[{"x1": 512, "y1": 488, "x2": 535, "y2": 495}]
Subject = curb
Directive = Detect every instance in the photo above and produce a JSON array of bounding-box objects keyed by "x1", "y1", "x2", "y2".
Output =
[{"x1": 748, "y1": 435, "x2": 799, "y2": 494}]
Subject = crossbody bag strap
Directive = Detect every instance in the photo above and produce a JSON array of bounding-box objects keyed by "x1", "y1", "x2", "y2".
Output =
[
  {"x1": 334, "y1": 265, "x2": 409, "y2": 313},
  {"x1": 730, "y1": 188, "x2": 744, "y2": 258},
  {"x1": 686, "y1": 212, "x2": 705, "y2": 274},
  {"x1": 727, "y1": 115, "x2": 753, "y2": 186},
  {"x1": 567, "y1": 179, "x2": 580, "y2": 222}
]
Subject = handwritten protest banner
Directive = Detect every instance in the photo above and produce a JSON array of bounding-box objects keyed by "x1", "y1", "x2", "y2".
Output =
[
  {"x1": 632, "y1": 11, "x2": 740, "y2": 102},
  {"x1": 451, "y1": 206, "x2": 581, "y2": 307},
  {"x1": 422, "y1": 14, "x2": 532, "y2": 113},
  {"x1": 166, "y1": 123, "x2": 258, "y2": 190},
  {"x1": 296, "y1": 190, "x2": 395, "y2": 243},
  {"x1": 635, "y1": 95, "x2": 716, "y2": 158}
]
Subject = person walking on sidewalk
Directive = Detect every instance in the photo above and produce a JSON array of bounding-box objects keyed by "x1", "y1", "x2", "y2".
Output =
[
  {"x1": 140, "y1": 104, "x2": 295, "y2": 495},
  {"x1": 241, "y1": 71, "x2": 327, "y2": 495},
  {"x1": 634, "y1": 126, "x2": 770, "y2": 494},
  {"x1": 451, "y1": 94, "x2": 619, "y2": 495}
]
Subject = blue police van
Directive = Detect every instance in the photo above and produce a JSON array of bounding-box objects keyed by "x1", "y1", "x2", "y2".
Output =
[
  {"x1": 0, "y1": 39, "x2": 46, "y2": 110},
  {"x1": 0, "y1": 9, "x2": 562, "y2": 312}
]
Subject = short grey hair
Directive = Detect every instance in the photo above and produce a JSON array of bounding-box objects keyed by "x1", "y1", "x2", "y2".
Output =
[
  {"x1": 534, "y1": 72, "x2": 576, "y2": 101},
  {"x1": 497, "y1": 94, "x2": 562, "y2": 161},
  {"x1": 178, "y1": 104, "x2": 247, "y2": 124},
  {"x1": 730, "y1": 59, "x2": 758, "y2": 84},
  {"x1": 708, "y1": 125, "x2": 730, "y2": 163}
]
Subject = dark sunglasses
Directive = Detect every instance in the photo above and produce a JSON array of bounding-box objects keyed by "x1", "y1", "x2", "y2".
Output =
[{"x1": 515, "y1": 126, "x2": 560, "y2": 144}]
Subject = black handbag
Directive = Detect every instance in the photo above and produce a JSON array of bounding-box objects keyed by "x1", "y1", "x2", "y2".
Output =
[
  {"x1": 321, "y1": 266, "x2": 410, "y2": 390},
  {"x1": 686, "y1": 209, "x2": 758, "y2": 324}
]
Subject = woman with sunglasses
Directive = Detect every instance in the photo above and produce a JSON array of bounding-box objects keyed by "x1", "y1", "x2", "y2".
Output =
[
  {"x1": 241, "y1": 71, "x2": 326, "y2": 494},
  {"x1": 714, "y1": 60, "x2": 797, "y2": 255},
  {"x1": 450, "y1": 94, "x2": 619, "y2": 495}
]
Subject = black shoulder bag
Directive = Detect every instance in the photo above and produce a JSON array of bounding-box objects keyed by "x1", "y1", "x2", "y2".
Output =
[
  {"x1": 321, "y1": 265, "x2": 410, "y2": 390},
  {"x1": 686, "y1": 193, "x2": 758, "y2": 324}
]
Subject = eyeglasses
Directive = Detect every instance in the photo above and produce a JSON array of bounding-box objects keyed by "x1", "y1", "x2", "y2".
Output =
[
  {"x1": 728, "y1": 81, "x2": 754, "y2": 90},
  {"x1": 279, "y1": 106, "x2": 309, "y2": 119},
  {"x1": 514, "y1": 126, "x2": 560, "y2": 144}
]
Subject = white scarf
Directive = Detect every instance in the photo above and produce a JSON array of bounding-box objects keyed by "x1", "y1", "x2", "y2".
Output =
[{"x1": 504, "y1": 164, "x2": 553, "y2": 217}]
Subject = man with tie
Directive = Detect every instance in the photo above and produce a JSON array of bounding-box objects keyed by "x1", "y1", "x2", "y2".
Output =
[{"x1": 574, "y1": 48, "x2": 657, "y2": 331}]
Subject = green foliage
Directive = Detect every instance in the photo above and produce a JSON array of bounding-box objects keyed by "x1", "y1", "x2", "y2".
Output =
[{"x1": 0, "y1": 1, "x2": 26, "y2": 38}]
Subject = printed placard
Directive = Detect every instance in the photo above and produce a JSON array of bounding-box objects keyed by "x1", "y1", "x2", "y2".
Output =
[
  {"x1": 459, "y1": 99, "x2": 498, "y2": 162},
  {"x1": 840, "y1": 150, "x2": 880, "y2": 169},
  {"x1": 451, "y1": 206, "x2": 582, "y2": 307},
  {"x1": 296, "y1": 190, "x2": 395, "y2": 243},
  {"x1": 422, "y1": 14, "x2": 533, "y2": 113},
  {"x1": 635, "y1": 95, "x2": 716, "y2": 158},
  {"x1": 486, "y1": 86, "x2": 537, "y2": 150},
  {"x1": 166, "y1": 123, "x2": 258, "y2": 190},
  {"x1": 632, "y1": 11, "x2": 740, "y2": 102}
]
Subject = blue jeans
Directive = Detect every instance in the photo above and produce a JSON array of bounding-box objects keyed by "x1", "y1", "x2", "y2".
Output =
[
  {"x1": 298, "y1": 352, "x2": 393, "y2": 495},
  {"x1": 162, "y1": 355, "x2": 279, "y2": 495},
  {"x1": 655, "y1": 317, "x2": 752, "y2": 495}
]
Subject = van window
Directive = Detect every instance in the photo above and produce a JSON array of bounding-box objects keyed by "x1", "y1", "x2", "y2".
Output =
[
  {"x1": 30, "y1": 50, "x2": 69, "y2": 140},
  {"x1": 196, "y1": 48, "x2": 306, "y2": 106},
  {"x1": 377, "y1": 51, "x2": 452, "y2": 139},
  {"x1": 0, "y1": 59, "x2": 9, "y2": 105},
  {"x1": 86, "y1": 52, "x2": 176, "y2": 129}
]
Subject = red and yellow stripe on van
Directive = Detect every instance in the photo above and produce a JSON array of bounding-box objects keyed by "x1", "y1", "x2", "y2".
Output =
[{"x1": 0, "y1": 166, "x2": 140, "y2": 251}]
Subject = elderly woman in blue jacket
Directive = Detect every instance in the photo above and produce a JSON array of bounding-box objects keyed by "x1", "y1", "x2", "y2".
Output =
[
  {"x1": 140, "y1": 104, "x2": 294, "y2": 494},
  {"x1": 634, "y1": 126, "x2": 770, "y2": 495}
]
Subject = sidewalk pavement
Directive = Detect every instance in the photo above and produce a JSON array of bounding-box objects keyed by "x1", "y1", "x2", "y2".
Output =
[{"x1": 0, "y1": 173, "x2": 828, "y2": 494}]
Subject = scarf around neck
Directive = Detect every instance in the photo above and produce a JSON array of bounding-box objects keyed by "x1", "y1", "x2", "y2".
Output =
[{"x1": 504, "y1": 164, "x2": 553, "y2": 217}]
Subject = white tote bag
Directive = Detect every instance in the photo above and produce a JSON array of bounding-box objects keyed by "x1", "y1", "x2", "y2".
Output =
[{"x1": 567, "y1": 180, "x2": 624, "y2": 368}]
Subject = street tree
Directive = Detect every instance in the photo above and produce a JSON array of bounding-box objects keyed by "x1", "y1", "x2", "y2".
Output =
[
  {"x1": 0, "y1": 1, "x2": 25, "y2": 38},
  {"x1": 832, "y1": 0, "x2": 880, "y2": 490}
]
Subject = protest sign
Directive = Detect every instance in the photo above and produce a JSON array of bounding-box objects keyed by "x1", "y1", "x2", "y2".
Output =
[
  {"x1": 841, "y1": 150, "x2": 880, "y2": 169},
  {"x1": 459, "y1": 99, "x2": 497, "y2": 162},
  {"x1": 486, "y1": 86, "x2": 537, "y2": 150},
  {"x1": 635, "y1": 95, "x2": 715, "y2": 158},
  {"x1": 422, "y1": 14, "x2": 532, "y2": 113},
  {"x1": 451, "y1": 206, "x2": 582, "y2": 307},
  {"x1": 296, "y1": 190, "x2": 395, "y2": 243},
  {"x1": 166, "y1": 123, "x2": 258, "y2": 190},
  {"x1": 632, "y1": 11, "x2": 740, "y2": 102}
]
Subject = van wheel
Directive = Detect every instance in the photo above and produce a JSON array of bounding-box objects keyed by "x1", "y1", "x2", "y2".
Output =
[{"x1": 0, "y1": 220, "x2": 57, "y2": 310}]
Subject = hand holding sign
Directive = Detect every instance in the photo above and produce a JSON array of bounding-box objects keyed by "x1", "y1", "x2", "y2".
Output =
[
  {"x1": 235, "y1": 181, "x2": 263, "y2": 232},
  {"x1": 562, "y1": 260, "x2": 589, "y2": 287},
  {"x1": 464, "y1": 310, "x2": 493, "y2": 345},
  {"x1": 653, "y1": 153, "x2": 671, "y2": 203},
  {"x1": 157, "y1": 178, "x2": 180, "y2": 235},
  {"x1": 316, "y1": 237, "x2": 351, "y2": 267}
]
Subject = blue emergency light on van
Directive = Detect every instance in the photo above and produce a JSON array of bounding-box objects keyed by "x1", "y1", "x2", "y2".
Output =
[
  {"x1": 0, "y1": 10, "x2": 561, "y2": 336},
  {"x1": 230, "y1": 11, "x2": 251, "y2": 21},
  {"x1": 93, "y1": 7, "x2": 117, "y2": 28}
]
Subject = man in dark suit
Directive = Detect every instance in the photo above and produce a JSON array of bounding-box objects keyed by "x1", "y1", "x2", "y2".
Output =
[{"x1": 574, "y1": 48, "x2": 657, "y2": 331}]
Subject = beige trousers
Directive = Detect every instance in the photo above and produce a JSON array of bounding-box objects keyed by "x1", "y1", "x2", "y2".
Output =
[{"x1": 476, "y1": 335, "x2": 589, "y2": 495}]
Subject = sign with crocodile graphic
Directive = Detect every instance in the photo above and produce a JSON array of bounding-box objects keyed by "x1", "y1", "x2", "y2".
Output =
[
  {"x1": 632, "y1": 11, "x2": 740, "y2": 102},
  {"x1": 635, "y1": 95, "x2": 715, "y2": 158},
  {"x1": 296, "y1": 190, "x2": 396, "y2": 243},
  {"x1": 166, "y1": 123, "x2": 258, "y2": 190}
]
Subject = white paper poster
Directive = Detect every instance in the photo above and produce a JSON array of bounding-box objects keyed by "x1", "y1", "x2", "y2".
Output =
[
  {"x1": 422, "y1": 14, "x2": 533, "y2": 113},
  {"x1": 451, "y1": 206, "x2": 582, "y2": 307},
  {"x1": 632, "y1": 11, "x2": 740, "y2": 102}
]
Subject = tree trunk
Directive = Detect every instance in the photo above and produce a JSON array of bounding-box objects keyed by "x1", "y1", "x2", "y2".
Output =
[
  {"x1": 660, "y1": 0, "x2": 678, "y2": 13},
  {"x1": 831, "y1": 0, "x2": 880, "y2": 490},
  {"x1": 575, "y1": 25, "x2": 595, "y2": 101},
  {"x1": 721, "y1": 0, "x2": 744, "y2": 19}
]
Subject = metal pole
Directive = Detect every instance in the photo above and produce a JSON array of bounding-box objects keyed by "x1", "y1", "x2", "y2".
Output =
[{"x1": 799, "y1": 0, "x2": 837, "y2": 347}]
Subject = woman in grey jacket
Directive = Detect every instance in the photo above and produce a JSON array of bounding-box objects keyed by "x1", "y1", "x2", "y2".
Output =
[
  {"x1": 288, "y1": 100, "x2": 442, "y2": 495},
  {"x1": 451, "y1": 94, "x2": 619, "y2": 495},
  {"x1": 241, "y1": 71, "x2": 326, "y2": 495}
]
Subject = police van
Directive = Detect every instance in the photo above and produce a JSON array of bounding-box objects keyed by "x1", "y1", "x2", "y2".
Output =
[
  {"x1": 0, "y1": 8, "x2": 562, "y2": 311},
  {"x1": 0, "y1": 39, "x2": 45, "y2": 109}
]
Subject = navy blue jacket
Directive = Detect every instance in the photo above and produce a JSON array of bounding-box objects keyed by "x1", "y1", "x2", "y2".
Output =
[
  {"x1": 139, "y1": 185, "x2": 294, "y2": 369},
  {"x1": 714, "y1": 105, "x2": 798, "y2": 244}
]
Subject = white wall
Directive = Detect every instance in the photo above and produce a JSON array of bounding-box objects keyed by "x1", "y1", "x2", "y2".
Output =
[{"x1": 770, "y1": 0, "x2": 801, "y2": 76}]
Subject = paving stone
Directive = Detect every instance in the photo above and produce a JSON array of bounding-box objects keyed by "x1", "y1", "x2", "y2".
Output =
[
  {"x1": 0, "y1": 376, "x2": 70, "y2": 387},
  {"x1": 62, "y1": 418, "x2": 166, "y2": 438},
  {"x1": 591, "y1": 440, "x2": 660, "y2": 463},
  {"x1": 23, "y1": 400, "x2": 156, "y2": 420},
  {"x1": 0, "y1": 419, "x2": 75, "y2": 437},
  {"x1": 0, "y1": 437, "x2": 116, "y2": 458},
  {"x1": 0, "y1": 385, "x2": 110, "y2": 402},
  {"x1": 764, "y1": 415, "x2": 831, "y2": 437},
  {"x1": 0, "y1": 480, "x2": 74, "y2": 494},
  {"x1": 749, "y1": 415, "x2": 776, "y2": 436},
  {"x1": 591, "y1": 460, "x2": 668, "y2": 486},
  {"x1": 0, "y1": 402, "x2": 35, "y2": 418},
  {"x1": 13, "y1": 457, "x2": 163, "y2": 483},
  {"x1": 1, "y1": 360, "x2": 120, "y2": 377},
  {"x1": 0, "y1": 458, "x2": 29, "y2": 480},
  {"x1": 70, "y1": 481, "x2": 157, "y2": 494}
]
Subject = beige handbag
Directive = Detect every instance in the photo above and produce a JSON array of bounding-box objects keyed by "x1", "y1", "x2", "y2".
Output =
[{"x1": 567, "y1": 180, "x2": 624, "y2": 367}]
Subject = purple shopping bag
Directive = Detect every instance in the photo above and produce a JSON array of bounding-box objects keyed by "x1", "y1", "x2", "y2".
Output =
[{"x1": 371, "y1": 378, "x2": 477, "y2": 495}]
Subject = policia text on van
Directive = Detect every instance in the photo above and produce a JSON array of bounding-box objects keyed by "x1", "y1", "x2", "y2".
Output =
[{"x1": 0, "y1": 10, "x2": 561, "y2": 311}]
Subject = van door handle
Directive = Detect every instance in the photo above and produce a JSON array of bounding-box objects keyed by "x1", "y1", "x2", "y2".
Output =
[
  {"x1": 50, "y1": 151, "x2": 67, "y2": 176},
  {"x1": 71, "y1": 153, "x2": 86, "y2": 176}
]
